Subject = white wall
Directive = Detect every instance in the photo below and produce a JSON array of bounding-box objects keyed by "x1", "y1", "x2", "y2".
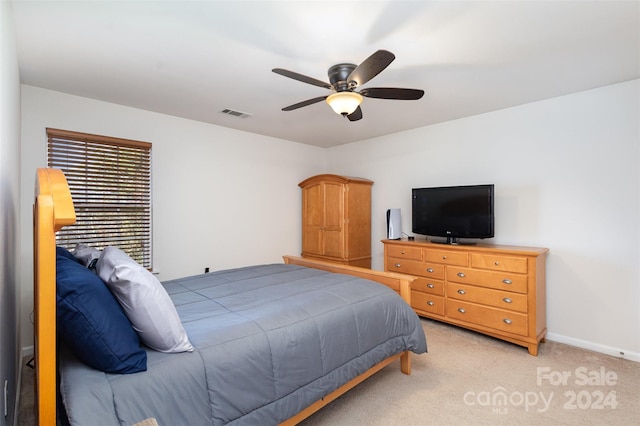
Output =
[
  {"x1": 19, "y1": 81, "x2": 640, "y2": 361},
  {"x1": 19, "y1": 85, "x2": 326, "y2": 350},
  {"x1": 0, "y1": 0, "x2": 22, "y2": 423},
  {"x1": 326, "y1": 80, "x2": 640, "y2": 360}
]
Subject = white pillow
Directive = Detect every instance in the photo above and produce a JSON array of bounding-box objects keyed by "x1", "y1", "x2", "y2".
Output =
[{"x1": 96, "y1": 246, "x2": 193, "y2": 353}]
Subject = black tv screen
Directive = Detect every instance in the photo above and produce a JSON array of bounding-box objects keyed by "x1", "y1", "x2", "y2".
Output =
[{"x1": 412, "y1": 184, "x2": 494, "y2": 244}]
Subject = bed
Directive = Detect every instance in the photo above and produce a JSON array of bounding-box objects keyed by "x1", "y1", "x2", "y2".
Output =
[{"x1": 34, "y1": 167, "x2": 427, "y2": 425}]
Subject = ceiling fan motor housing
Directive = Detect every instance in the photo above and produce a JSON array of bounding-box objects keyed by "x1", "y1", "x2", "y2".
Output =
[{"x1": 328, "y1": 63, "x2": 357, "y2": 91}]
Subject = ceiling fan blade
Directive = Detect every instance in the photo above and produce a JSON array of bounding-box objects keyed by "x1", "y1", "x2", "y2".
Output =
[
  {"x1": 360, "y1": 87, "x2": 425, "y2": 100},
  {"x1": 347, "y1": 106, "x2": 363, "y2": 121},
  {"x1": 272, "y1": 68, "x2": 333, "y2": 90},
  {"x1": 347, "y1": 50, "x2": 395, "y2": 87},
  {"x1": 281, "y1": 96, "x2": 328, "y2": 111}
]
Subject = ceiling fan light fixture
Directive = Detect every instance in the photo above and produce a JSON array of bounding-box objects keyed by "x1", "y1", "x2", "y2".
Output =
[{"x1": 326, "y1": 92, "x2": 363, "y2": 116}]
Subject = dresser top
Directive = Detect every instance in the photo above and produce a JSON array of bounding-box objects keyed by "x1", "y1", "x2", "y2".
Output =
[{"x1": 382, "y1": 238, "x2": 549, "y2": 256}]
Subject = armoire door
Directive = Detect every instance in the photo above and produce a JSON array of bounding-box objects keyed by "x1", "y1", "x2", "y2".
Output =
[
  {"x1": 301, "y1": 182, "x2": 323, "y2": 256},
  {"x1": 321, "y1": 182, "x2": 345, "y2": 259}
]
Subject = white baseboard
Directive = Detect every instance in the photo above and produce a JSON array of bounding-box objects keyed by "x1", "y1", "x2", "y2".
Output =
[{"x1": 546, "y1": 332, "x2": 640, "y2": 362}]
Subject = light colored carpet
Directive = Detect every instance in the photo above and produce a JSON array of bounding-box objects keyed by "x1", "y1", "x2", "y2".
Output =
[
  {"x1": 300, "y1": 319, "x2": 640, "y2": 425},
  {"x1": 17, "y1": 319, "x2": 640, "y2": 425}
]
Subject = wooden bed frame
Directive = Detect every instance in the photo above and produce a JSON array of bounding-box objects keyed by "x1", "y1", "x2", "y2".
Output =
[{"x1": 34, "y1": 167, "x2": 419, "y2": 425}]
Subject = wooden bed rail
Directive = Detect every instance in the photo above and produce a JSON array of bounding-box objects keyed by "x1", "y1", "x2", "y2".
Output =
[
  {"x1": 34, "y1": 168, "x2": 76, "y2": 425},
  {"x1": 282, "y1": 256, "x2": 420, "y2": 374},
  {"x1": 283, "y1": 255, "x2": 417, "y2": 375},
  {"x1": 282, "y1": 255, "x2": 414, "y2": 304},
  {"x1": 281, "y1": 256, "x2": 419, "y2": 424}
]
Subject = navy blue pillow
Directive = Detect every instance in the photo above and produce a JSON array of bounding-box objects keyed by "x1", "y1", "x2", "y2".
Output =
[
  {"x1": 56, "y1": 250, "x2": 147, "y2": 374},
  {"x1": 56, "y1": 246, "x2": 78, "y2": 262}
]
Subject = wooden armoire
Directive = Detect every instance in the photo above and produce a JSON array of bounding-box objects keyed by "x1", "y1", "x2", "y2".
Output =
[{"x1": 299, "y1": 174, "x2": 373, "y2": 268}]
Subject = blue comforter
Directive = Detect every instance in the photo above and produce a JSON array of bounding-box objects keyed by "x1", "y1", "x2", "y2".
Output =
[{"x1": 59, "y1": 264, "x2": 427, "y2": 425}]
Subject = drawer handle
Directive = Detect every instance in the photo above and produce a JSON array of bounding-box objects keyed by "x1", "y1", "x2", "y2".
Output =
[
  {"x1": 427, "y1": 301, "x2": 435, "y2": 306},
  {"x1": 494, "y1": 261, "x2": 500, "y2": 266},
  {"x1": 426, "y1": 268, "x2": 434, "y2": 273},
  {"x1": 502, "y1": 279, "x2": 512, "y2": 285},
  {"x1": 394, "y1": 263, "x2": 401, "y2": 268},
  {"x1": 503, "y1": 318, "x2": 513, "y2": 325},
  {"x1": 442, "y1": 255, "x2": 447, "y2": 260},
  {"x1": 401, "y1": 251, "x2": 406, "y2": 255},
  {"x1": 457, "y1": 289, "x2": 466, "y2": 295},
  {"x1": 503, "y1": 297, "x2": 512, "y2": 303},
  {"x1": 427, "y1": 283, "x2": 435, "y2": 289},
  {"x1": 457, "y1": 272, "x2": 466, "y2": 278},
  {"x1": 458, "y1": 308, "x2": 466, "y2": 314}
]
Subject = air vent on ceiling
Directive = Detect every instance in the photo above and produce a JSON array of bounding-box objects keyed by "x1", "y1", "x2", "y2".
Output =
[{"x1": 219, "y1": 108, "x2": 252, "y2": 118}]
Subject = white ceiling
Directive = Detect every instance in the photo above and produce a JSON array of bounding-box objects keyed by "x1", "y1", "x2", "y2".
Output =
[{"x1": 11, "y1": 0, "x2": 640, "y2": 148}]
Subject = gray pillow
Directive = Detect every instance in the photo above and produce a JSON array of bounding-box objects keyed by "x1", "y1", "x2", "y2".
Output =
[
  {"x1": 96, "y1": 246, "x2": 193, "y2": 353},
  {"x1": 72, "y1": 243, "x2": 101, "y2": 268}
]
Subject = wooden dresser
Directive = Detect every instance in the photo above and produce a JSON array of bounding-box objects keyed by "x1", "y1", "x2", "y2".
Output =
[
  {"x1": 299, "y1": 174, "x2": 373, "y2": 268},
  {"x1": 383, "y1": 239, "x2": 548, "y2": 355}
]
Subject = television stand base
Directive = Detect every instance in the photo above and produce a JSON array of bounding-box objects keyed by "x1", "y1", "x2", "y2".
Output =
[{"x1": 431, "y1": 237, "x2": 476, "y2": 245}]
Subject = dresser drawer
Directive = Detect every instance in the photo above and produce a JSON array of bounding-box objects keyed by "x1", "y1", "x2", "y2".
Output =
[
  {"x1": 447, "y1": 300, "x2": 528, "y2": 336},
  {"x1": 412, "y1": 292, "x2": 445, "y2": 316},
  {"x1": 423, "y1": 249, "x2": 468, "y2": 266},
  {"x1": 386, "y1": 245, "x2": 422, "y2": 261},
  {"x1": 388, "y1": 259, "x2": 445, "y2": 279},
  {"x1": 446, "y1": 282, "x2": 527, "y2": 313},
  {"x1": 411, "y1": 277, "x2": 444, "y2": 296},
  {"x1": 446, "y1": 267, "x2": 527, "y2": 294},
  {"x1": 470, "y1": 253, "x2": 528, "y2": 273}
]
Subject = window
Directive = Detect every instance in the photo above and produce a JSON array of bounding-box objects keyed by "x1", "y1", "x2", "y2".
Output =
[{"x1": 47, "y1": 128, "x2": 152, "y2": 268}]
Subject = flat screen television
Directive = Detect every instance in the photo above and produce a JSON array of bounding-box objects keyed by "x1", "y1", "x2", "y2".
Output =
[{"x1": 412, "y1": 184, "x2": 494, "y2": 244}]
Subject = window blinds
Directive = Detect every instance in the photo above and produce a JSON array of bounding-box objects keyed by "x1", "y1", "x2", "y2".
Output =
[{"x1": 47, "y1": 128, "x2": 152, "y2": 268}]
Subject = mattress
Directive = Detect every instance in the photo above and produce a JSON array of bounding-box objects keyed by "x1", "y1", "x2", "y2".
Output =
[{"x1": 59, "y1": 263, "x2": 427, "y2": 425}]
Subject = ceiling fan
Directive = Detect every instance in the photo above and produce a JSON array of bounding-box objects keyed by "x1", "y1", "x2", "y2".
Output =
[{"x1": 272, "y1": 50, "x2": 424, "y2": 121}]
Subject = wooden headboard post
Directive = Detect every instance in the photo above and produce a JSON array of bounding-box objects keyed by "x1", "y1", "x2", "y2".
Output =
[{"x1": 34, "y1": 168, "x2": 75, "y2": 425}]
